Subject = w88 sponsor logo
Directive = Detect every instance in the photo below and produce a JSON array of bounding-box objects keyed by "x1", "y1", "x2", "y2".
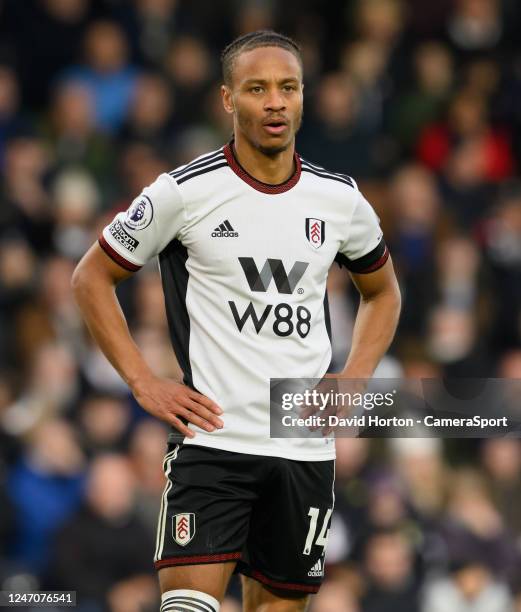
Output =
[
  {"x1": 229, "y1": 301, "x2": 311, "y2": 337},
  {"x1": 229, "y1": 257, "x2": 312, "y2": 337}
]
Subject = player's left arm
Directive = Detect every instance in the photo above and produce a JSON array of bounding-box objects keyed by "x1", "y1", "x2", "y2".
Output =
[{"x1": 336, "y1": 255, "x2": 401, "y2": 379}]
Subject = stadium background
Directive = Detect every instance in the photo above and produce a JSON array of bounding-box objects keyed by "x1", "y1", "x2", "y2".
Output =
[{"x1": 1, "y1": 0, "x2": 521, "y2": 610}]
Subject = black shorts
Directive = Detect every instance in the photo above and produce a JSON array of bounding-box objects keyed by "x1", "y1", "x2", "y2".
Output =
[{"x1": 154, "y1": 443, "x2": 335, "y2": 594}]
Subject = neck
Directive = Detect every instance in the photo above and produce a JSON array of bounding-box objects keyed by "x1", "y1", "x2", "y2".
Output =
[{"x1": 232, "y1": 130, "x2": 295, "y2": 184}]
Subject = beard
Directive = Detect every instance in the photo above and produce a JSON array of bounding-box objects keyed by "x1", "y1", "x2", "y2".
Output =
[
  {"x1": 235, "y1": 107, "x2": 303, "y2": 158},
  {"x1": 257, "y1": 142, "x2": 291, "y2": 157}
]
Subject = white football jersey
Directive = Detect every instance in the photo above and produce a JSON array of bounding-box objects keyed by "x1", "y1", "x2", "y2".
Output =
[{"x1": 100, "y1": 143, "x2": 389, "y2": 461}]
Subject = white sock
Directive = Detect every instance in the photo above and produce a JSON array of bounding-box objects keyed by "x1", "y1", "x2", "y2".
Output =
[{"x1": 160, "y1": 588, "x2": 220, "y2": 612}]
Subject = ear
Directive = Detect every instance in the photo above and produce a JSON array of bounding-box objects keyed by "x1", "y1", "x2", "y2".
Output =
[{"x1": 221, "y1": 84, "x2": 234, "y2": 114}]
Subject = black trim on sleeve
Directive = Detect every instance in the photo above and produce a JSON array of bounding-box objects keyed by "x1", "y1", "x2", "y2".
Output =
[
  {"x1": 335, "y1": 237, "x2": 389, "y2": 273},
  {"x1": 98, "y1": 236, "x2": 142, "y2": 272}
]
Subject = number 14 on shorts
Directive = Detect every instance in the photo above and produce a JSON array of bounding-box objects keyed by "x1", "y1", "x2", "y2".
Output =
[{"x1": 303, "y1": 507, "x2": 332, "y2": 555}]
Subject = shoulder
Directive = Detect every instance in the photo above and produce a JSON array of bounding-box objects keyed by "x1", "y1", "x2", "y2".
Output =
[
  {"x1": 168, "y1": 147, "x2": 228, "y2": 189},
  {"x1": 298, "y1": 156, "x2": 357, "y2": 191}
]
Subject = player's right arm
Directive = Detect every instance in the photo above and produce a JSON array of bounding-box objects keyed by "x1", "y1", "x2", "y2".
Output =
[{"x1": 71, "y1": 175, "x2": 223, "y2": 438}]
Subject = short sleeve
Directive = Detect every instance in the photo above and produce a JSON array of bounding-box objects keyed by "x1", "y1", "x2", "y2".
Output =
[
  {"x1": 99, "y1": 173, "x2": 185, "y2": 271},
  {"x1": 335, "y1": 189, "x2": 389, "y2": 274}
]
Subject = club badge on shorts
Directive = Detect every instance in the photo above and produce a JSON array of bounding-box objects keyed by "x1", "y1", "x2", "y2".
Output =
[
  {"x1": 306, "y1": 218, "x2": 325, "y2": 249},
  {"x1": 172, "y1": 513, "x2": 196, "y2": 546}
]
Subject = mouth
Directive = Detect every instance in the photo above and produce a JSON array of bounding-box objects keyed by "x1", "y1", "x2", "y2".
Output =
[{"x1": 262, "y1": 119, "x2": 288, "y2": 135}]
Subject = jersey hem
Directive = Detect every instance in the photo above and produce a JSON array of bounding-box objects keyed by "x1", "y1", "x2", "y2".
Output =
[{"x1": 182, "y1": 436, "x2": 336, "y2": 462}]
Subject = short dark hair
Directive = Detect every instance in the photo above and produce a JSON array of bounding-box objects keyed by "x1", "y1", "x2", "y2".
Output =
[{"x1": 221, "y1": 30, "x2": 302, "y2": 86}]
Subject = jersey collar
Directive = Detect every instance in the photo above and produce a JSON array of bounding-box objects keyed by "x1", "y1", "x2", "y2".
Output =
[{"x1": 223, "y1": 141, "x2": 301, "y2": 194}]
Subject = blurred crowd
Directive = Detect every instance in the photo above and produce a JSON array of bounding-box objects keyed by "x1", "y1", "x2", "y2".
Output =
[{"x1": 0, "y1": 0, "x2": 521, "y2": 611}]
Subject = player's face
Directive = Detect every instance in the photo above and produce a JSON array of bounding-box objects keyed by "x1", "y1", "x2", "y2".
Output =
[{"x1": 222, "y1": 46, "x2": 303, "y2": 156}]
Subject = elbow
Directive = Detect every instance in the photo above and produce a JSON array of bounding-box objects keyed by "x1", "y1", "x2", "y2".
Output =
[
  {"x1": 71, "y1": 249, "x2": 118, "y2": 306},
  {"x1": 365, "y1": 281, "x2": 402, "y2": 321},
  {"x1": 362, "y1": 280, "x2": 402, "y2": 310},
  {"x1": 70, "y1": 260, "x2": 88, "y2": 302},
  {"x1": 393, "y1": 282, "x2": 402, "y2": 313},
  {"x1": 389, "y1": 281, "x2": 402, "y2": 321}
]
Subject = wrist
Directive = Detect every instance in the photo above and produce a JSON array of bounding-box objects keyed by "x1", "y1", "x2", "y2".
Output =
[
  {"x1": 338, "y1": 363, "x2": 375, "y2": 379},
  {"x1": 126, "y1": 369, "x2": 156, "y2": 394}
]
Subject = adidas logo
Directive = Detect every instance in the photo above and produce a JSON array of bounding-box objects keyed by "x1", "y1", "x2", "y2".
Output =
[
  {"x1": 307, "y1": 557, "x2": 324, "y2": 577},
  {"x1": 211, "y1": 219, "x2": 238, "y2": 238}
]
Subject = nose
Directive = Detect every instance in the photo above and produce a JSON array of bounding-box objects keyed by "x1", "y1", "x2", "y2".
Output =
[{"x1": 264, "y1": 88, "x2": 286, "y2": 112}]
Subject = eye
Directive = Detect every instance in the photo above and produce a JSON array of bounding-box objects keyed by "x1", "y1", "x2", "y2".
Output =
[
  {"x1": 283, "y1": 84, "x2": 297, "y2": 92},
  {"x1": 250, "y1": 86, "x2": 263, "y2": 93}
]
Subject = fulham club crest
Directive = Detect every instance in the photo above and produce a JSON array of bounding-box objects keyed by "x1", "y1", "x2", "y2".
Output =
[
  {"x1": 306, "y1": 218, "x2": 325, "y2": 249},
  {"x1": 172, "y1": 513, "x2": 196, "y2": 546}
]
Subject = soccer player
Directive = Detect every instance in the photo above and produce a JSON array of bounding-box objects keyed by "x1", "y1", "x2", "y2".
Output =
[{"x1": 72, "y1": 30, "x2": 401, "y2": 612}]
